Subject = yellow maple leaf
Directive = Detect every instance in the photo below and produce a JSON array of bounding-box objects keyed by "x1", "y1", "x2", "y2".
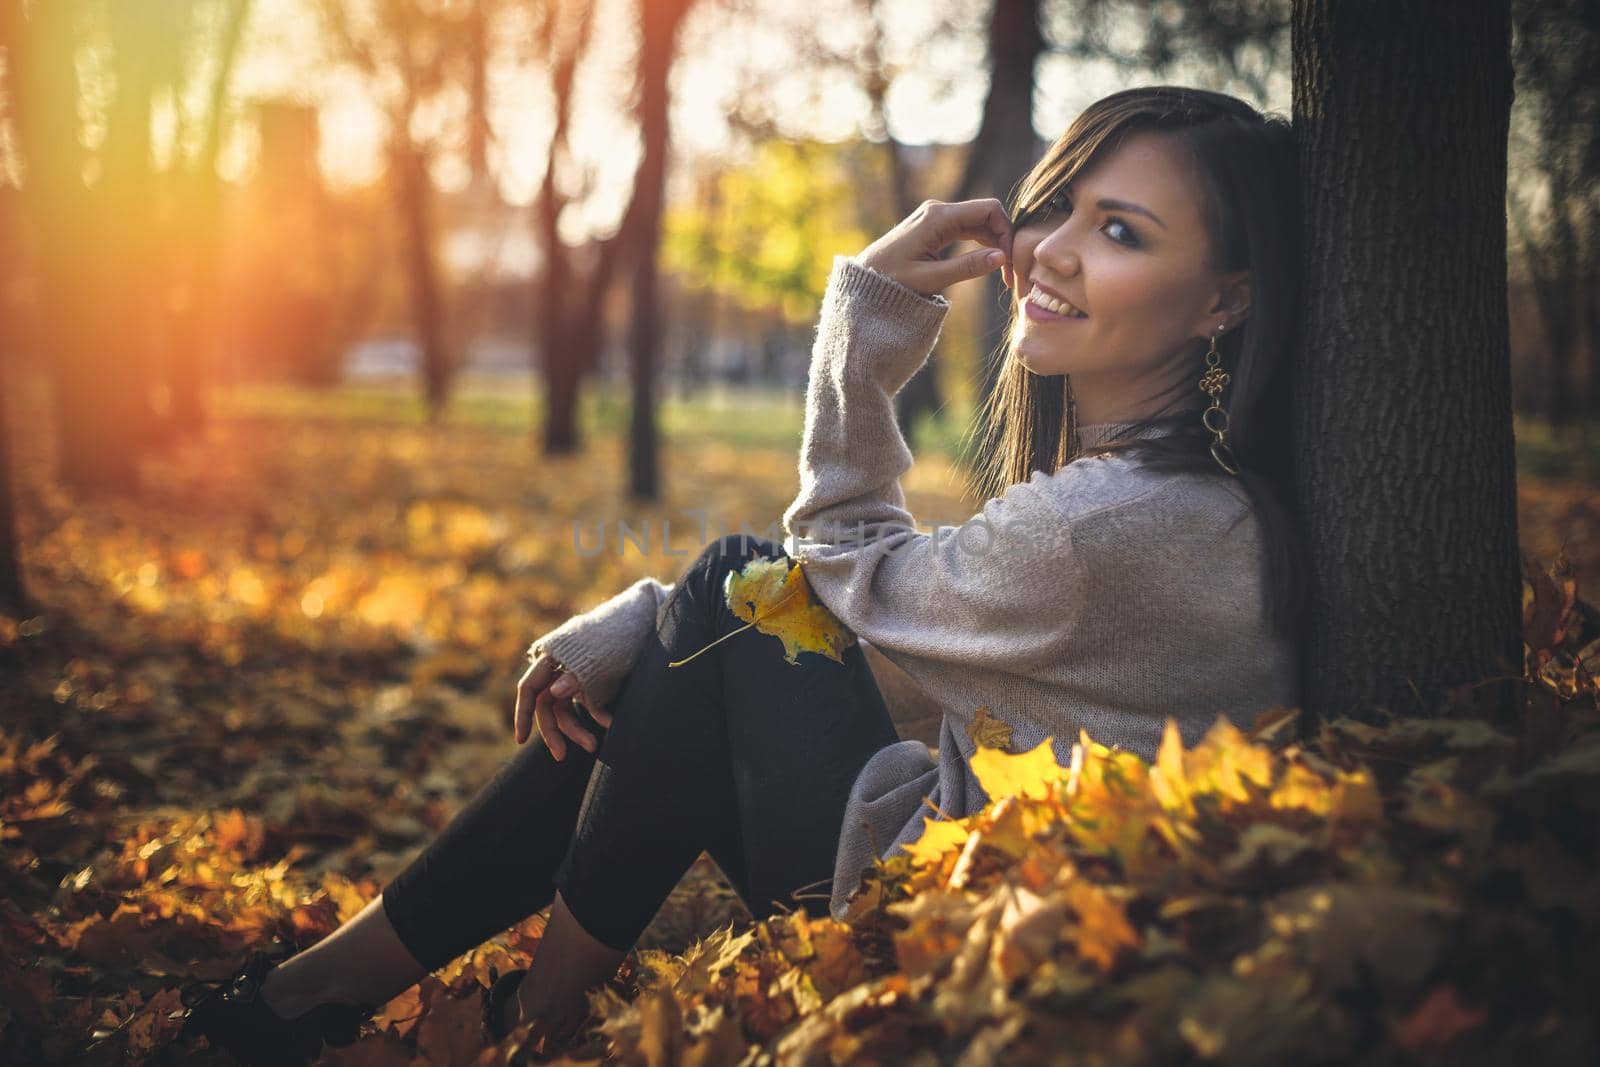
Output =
[
  {"x1": 671, "y1": 557, "x2": 855, "y2": 667},
  {"x1": 1150, "y1": 717, "x2": 1195, "y2": 817},
  {"x1": 902, "y1": 816, "x2": 971, "y2": 868},
  {"x1": 1065, "y1": 880, "x2": 1141, "y2": 972},
  {"x1": 964, "y1": 705, "x2": 1014, "y2": 750},
  {"x1": 970, "y1": 735, "x2": 1064, "y2": 804},
  {"x1": 1270, "y1": 761, "x2": 1332, "y2": 816}
]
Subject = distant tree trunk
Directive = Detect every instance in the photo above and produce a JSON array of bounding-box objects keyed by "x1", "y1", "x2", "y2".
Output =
[
  {"x1": 0, "y1": 321, "x2": 24, "y2": 614},
  {"x1": 11, "y1": 0, "x2": 143, "y2": 493},
  {"x1": 1587, "y1": 261, "x2": 1600, "y2": 421},
  {"x1": 0, "y1": 95, "x2": 26, "y2": 614},
  {"x1": 536, "y1": 0, "x2": 598, "y2": 456},
  {"x1": 1509, "y1": 151, "x2": 1579, "y2": 433},
  {"x1": 860, "y1": 0, "x2": 944, "y2": 445},
  {"x1": 538, "y1": 181, "x2": 582, "y2": 453},
  {"x1": 465, "y1": 1, "x2": 491, "y2": 185},
  {"x1": 102, "y1": 2, "x2": 169, "y2": 455},
  {"x1": 951, "y1": 0, "x2": 1045, "y2": 415},
  {"x1": 626, "y1": 0, "x2": 696, "y2": 501},
  {"x1": 167, "y1": 0, "x2": 249, "y2": 439},
  {"x1": 394, "y1": 141, "x2": 451, "y2": 420},
  {"x1": 1507, "y1": 0, "x2": 1600, "y2": 433},
  {"x1": 1292, "y1": 0, "x2": 1522, "y2": 728}
]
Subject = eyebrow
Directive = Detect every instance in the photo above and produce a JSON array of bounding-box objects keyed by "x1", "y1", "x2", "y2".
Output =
[{"x1": 1096, "y1": 197, "x2": 1167, "y2": 231}]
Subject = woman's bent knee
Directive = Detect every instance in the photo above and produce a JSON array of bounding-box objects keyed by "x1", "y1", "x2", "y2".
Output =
[{"x1": 697, "y1": 534, "x2": 786, "y2": 576}]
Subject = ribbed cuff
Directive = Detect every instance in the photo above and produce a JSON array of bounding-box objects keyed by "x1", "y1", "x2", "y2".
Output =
[
  {"x1": 835, "y1": 256, "x2": 951, "y2": 320},
  {"x1": 827, "y1": 257, "x2": 950, "y2": 395},
  {"x1": 527, "y1": 628, "x2": 605, "y2": 698}
]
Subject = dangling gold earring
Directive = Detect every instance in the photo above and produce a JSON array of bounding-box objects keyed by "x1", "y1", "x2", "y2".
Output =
[{"x1": 1199, "y1": 326, "x2": 1240, "y2": 476}]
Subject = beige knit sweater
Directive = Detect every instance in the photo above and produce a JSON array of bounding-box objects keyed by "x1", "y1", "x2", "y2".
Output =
[{"x1": 529, "y1": 256, "x2": 1302, "y2": 921}]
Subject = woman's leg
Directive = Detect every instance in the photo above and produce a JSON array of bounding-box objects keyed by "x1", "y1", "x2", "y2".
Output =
[
  {"x1": 265, "y1": 533, "x2": 897, "y2": 1021},
  {"x1": 544, "y1": 533, "x2": 900, "y2": 949},
  {"x1": 259, "y1": 703, "x2": 614, "y2": 1015},
  {"x1": 508, "y1": 533, "x2": 900, "y2": 1034}
]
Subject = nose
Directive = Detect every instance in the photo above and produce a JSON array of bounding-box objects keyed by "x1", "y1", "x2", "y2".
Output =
[{"x1": 1032, "y1": 223, "x2": 1081, "y2": 278}]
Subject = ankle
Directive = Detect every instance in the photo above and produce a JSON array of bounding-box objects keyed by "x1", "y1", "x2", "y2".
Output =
[{"x1": 259, "y1": 962, "x2": 332, "y2": 1020}]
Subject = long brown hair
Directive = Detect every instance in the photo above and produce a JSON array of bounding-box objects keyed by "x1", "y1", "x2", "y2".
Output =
[{"x1": 960, "y1": 85, "x2": 1307, "y2": 638}]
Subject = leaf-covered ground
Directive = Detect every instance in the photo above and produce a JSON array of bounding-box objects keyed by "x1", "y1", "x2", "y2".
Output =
[{"x1": 1, "y1": 384, "x2": 1596, "y2": 1065}]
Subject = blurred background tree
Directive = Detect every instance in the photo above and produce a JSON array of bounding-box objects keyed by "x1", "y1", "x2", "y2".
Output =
[
  {"x1": 1508, "y1": 0, "x2": 1599, "y2": 437},
  {"x1": 0, "y1": 0, "x2": 1592, "y2": 512}
]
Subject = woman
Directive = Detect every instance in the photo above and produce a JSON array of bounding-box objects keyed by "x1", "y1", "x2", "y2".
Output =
[{"x1": 182, "y1": 84, "x2": 1306, "y2": 1063}]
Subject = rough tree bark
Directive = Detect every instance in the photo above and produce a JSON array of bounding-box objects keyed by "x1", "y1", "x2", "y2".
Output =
[{"x1": 1292, "y1": 0, "x2": 1523, "y2": 728}]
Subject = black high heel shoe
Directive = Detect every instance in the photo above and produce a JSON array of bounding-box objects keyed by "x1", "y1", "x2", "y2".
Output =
[
  {"x1": 179, "y1": 943, "x2": 377, "y2": 1065},
  {"x1": 481, "y1": 966, "x2": 528, "y2": 1043}
]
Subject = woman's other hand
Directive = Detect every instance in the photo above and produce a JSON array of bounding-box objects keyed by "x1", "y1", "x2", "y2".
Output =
[
  {"x1": 514, "y1": 653, "x2": 613, "y2": 759},
  {"x1": 856, "y1": 198, "x2": 1014, "y2": 298}
]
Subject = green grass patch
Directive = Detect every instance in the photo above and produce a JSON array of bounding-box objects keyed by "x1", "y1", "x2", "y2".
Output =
[{"x1": 215, "y1": 378, "x2": 1597, "y2": 479}]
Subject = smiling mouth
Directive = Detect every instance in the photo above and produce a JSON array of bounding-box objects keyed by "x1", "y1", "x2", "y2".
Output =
[{"x1": 1026, "y1": 285, "x2": 1087, "y2": 318}]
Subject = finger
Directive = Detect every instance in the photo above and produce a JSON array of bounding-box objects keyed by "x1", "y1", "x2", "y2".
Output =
[
  {"x1": 535, "y1": 688, "x2": 567, "y2": 761},
  {"x1": 582, "y1": 692, "x2": 613, "y2": 728},
  {"x1": 917, "y1": 247, "x2": 1005, "y2": 292},
  {"x1": 550, "y1": 671, "x2": 579, "y2": 699},
  {"x1": 515, "y1": 684, "x2": 534, "y2": 744},
  {"x1": 936, "y1": 198, "x2": 1013, "y2": 256},
  {"x1": 554, "y1": 700, "x2": 598, "y2": 754},
  {"x1": 516, "y1": 657, "x2": 558, "y2": 740}
]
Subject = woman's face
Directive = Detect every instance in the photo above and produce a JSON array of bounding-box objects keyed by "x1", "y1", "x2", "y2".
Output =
[{"x1": 1000, "y1": 129, "x2": 1249, "y2": 399}]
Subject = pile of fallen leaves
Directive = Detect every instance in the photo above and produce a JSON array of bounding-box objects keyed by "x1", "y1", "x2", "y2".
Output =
[
  {"x1": 0, "y1": 558, "x2": 1595, "y2": 1067},
  {"x1": 1, "y1": 387, "x2": 1597, "y2": 1065},
  {"x1": 573, "y1": 552, "x2": 1598, "y2": 1067}
]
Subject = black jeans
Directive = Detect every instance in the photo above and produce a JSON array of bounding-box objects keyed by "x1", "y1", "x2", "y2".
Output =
[{"x1": 380, "y1": 535, "x2": 900, "y2": 965}]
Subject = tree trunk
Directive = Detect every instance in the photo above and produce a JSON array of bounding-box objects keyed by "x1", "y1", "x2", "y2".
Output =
[
  {"x1": 11, "y1": 0, "x2": 143, "y2": 494},
  {"x1": 1587, "y1": 261, "x2": 1600, "y2": 423},
  {"x1": 626, "y1": 0, "x2": 696, "y2": 501},
  {"x1": 394, "y1": 141, "x2": 451, "y2": 421},
  {"x1": 167, "y1": 0, "x2": 249, "y2": 440},
  {"x1": 102, "y1": 1, "x2": 169, "y2": 456},
  {"x1": 860, "y1": 0, "x2": 944, "y2": 446},
  {"x1": 952, "y1": 0, "x2": 1045, "y2": 415},
  {"x1": 165, "y1": 169, "x2": 220, "y2": 438},
  {"x1": 1292, "y1": 0, "x2": 1522, "y2": 728},
  {"x1": 534, "y1": 0, "x2": 599, "y2": 456},
  {"x1": 538, "y1": 183, "x2": 583, "y2": 454},
  {"x1": 0, "y1": 174, "x2": 27, "y2": 615}
]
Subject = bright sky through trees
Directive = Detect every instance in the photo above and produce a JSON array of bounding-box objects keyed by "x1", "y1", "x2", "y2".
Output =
[{"x1": 201, "y1": 0, "x2": 1289, "y2": 247}]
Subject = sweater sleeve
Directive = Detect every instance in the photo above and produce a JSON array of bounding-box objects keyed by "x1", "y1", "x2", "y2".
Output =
[
  {"x1": 782, "y1": 256, "x2": 1087, "y2": 677},
  {"x1": 780, "y1": 256, "x2": 951, "y2": 542},
  {"x1": 524, "y1": 576, "x2": 675, "y2": 709}
]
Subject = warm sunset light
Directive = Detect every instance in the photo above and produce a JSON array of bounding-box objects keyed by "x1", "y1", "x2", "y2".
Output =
[{"x1": 1, "y1": 1, "x2": 1594, "y2": 1064}]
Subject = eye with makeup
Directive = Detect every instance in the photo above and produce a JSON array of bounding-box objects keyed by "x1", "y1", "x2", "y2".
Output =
[{"x1": 1035, "y1": 191, "x2": 1142, "y2": 249}]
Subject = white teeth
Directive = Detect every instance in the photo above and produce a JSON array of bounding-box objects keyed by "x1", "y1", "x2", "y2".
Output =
[{"x1": 1027, "y1": 285, "x2": 1086, "y2": 318}]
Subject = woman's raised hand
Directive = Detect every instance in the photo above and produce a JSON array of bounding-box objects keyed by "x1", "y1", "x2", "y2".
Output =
[
  {"x1": 514, "y1": 652, "x2": 613, "y2": 759},
  {"x1": 856, "y1": 198, "x2": 1014, "y2": 298}
]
